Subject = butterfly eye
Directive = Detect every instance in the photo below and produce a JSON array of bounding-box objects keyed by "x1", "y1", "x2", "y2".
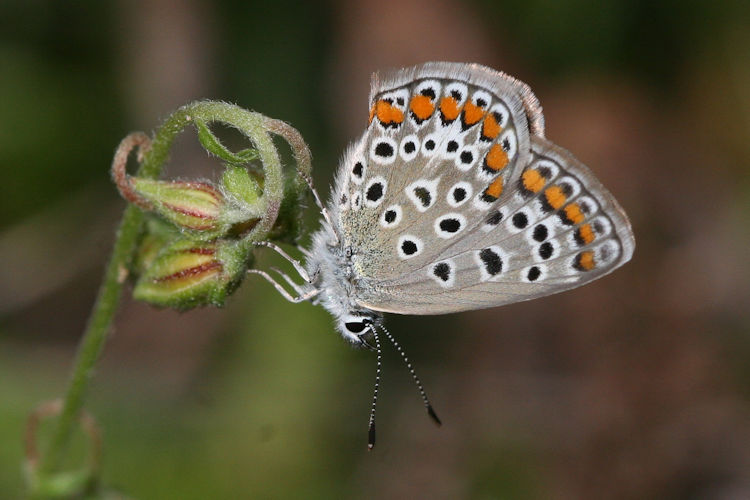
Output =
[
  {"x1": 344, "y1": 322, "x2": 368, "y2": 334},
  {"x1": 344, "y1": 316, "x2": 374, "y2": 334}
]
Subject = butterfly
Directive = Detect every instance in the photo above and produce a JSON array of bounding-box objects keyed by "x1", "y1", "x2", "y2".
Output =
[{"x1": 249, "y1": 62, "x2": 635, "y2": 448}]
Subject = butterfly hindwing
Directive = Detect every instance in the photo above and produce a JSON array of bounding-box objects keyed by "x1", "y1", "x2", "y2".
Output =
[{"x1": 355, "y1": 135, "x2": 634, "y2": 315}]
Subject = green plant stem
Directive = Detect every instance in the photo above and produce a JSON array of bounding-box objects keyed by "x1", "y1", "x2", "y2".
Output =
[
  {"x1": 39, "y1": 101, "x2": 288, "y2": 477},
  {"x1": 40, "y1": 206, "x2": 144, "y2": 475}
]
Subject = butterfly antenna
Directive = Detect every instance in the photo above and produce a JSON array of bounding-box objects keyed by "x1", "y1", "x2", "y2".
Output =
[
  {"x1": 378, "y1": 324, "x2": 442, "y2": 427},
  {"x1": 367, "y1": 326, "x2": 382, "y2": 450}
]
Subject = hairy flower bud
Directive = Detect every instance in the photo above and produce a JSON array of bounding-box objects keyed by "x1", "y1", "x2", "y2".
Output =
[
  {"x1": 130, "y1": 178, "x2": 225, "y2": 235},
  {"x1": 133, "y1": 238, "x2": 249, "y2": 309}
]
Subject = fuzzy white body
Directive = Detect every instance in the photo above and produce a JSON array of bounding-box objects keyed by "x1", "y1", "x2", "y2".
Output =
[{"x1": 304, "y1": 223, "x2": 382, "y2": 344}]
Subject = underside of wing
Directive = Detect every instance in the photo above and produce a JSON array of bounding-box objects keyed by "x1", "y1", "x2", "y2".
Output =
[
  {"x1": 358, "y1": 135, "x2": 635, "y2": 315},
  {"x1": 333, "y1": 62, "x2": 540, "y2": 282}
]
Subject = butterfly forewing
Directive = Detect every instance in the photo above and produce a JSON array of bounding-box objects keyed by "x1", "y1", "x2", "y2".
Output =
[
  {"x1": 334, "y1": 63, "x2": 539, "y2": 280},
  {"x1": 329, "y1": 62, "x2": 634, "y2": 315}
]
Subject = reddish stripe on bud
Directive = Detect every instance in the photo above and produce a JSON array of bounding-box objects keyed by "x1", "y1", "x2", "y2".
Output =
[{"x1": 153, "y1": 261, "x2": 223, "y2": 283}]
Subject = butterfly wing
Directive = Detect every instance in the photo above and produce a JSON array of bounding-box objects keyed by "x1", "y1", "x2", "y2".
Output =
[
  {"x1": 330, "y1": 62, "x2": 634, "y2": 315},
  {"x1": 332, "y1": 62, "x2": 540, "y2": 274},
  {"x1": 357, "y1": 135, "x2": 635, "y2": 314}
]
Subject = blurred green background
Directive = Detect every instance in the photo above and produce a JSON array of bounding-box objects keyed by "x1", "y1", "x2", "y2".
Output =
[{"x1": 2, "y1": 0, "x2": 749, "y2": 498}]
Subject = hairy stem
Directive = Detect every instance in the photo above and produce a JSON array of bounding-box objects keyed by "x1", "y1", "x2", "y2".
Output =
[
  {"x1": 39, "y1": 101, "x2": 290, "y2": 477},
  {"x1": 39, "y1": 135, "x2": 151, "y2": 475}
]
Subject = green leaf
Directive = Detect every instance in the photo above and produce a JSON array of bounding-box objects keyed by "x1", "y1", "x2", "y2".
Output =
[{"x1": 195, "y1": 118, "x2": 259, "y2": 165}]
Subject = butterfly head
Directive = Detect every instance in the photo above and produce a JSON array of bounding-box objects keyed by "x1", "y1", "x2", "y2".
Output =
[{"x1": 339, "y1": 311, "x2": 381, "y2": 348}]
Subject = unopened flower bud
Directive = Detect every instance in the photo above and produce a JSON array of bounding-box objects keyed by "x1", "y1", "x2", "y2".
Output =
[
  {"x1": 130, "y1": 178, "x2": 225, "y2": 235},
  {"x1": 133, "y1": 238, "x2": 249, "y2": 309}
]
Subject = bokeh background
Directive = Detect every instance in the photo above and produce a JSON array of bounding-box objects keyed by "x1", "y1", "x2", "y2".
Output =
[{"x1": 2, "y1": 0, "x2": 749, "y2": 498}]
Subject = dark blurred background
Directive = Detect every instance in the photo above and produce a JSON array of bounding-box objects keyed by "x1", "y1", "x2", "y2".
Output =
[{"x1": 1, "y1": 0, "x2": 749, "y2": 498}]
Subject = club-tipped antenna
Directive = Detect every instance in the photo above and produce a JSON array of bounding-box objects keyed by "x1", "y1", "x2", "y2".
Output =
[
  {"x1": 378, "y1": 324, "x2": 442, "y2": 427},
  {"x1": 367, "y1": 326, "x2": 382, "y2": 450}
]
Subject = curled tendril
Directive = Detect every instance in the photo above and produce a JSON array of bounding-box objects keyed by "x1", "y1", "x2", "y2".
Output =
[{"x1": 111, "y1": 132, "x2": 153, "y2": 211}]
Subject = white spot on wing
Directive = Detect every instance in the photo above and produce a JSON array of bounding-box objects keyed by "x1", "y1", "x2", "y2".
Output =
[
  {"x1": 434, "y1": 212, "x2": 467, "y2": 239},
  {"x1": 397, "y1": 235, "x2": 423, "y2": 260},
  {"x1": 488, "y1": 101, "x2": 510, "y2": 128},
  {"x1": 369, "y1": 136, "x2": 397, "y2": 165},
  {"x1": 380, "y1": 204, "x2": 402, "y2": 228},
  {"x1": 405, "y1": 177, "x2": 440, "y2": 212},
  {"x1": 420, "y1": 132, "x2": 439, "y2": 158},
  {"x1": 350, "y1": 158, "x2": 366, "y2": 185},
  {"x1": 364, "y1": 176, "x2": 387, "y2": 208},
  {"x1": 471, "y1": 90, "x2": 492, "y2": 109},
  {"x1": 399, "y1": 134, "x2": 420, "y2": 162},
  {"x1": 499, "y1": 129, "x2": 517, "y2": 160},
  {"x1": 474, "y1": 246, "x2": 507, "y2": 282},
  {"x1": 447, "y1": 181, "x2": 473, "y2": 207},
  {"x1": 351, "y1": 191, "x2": 362, "y2": 211},
  {"x1": 429, "y1": 259, "x2": 456, "y2": 288},
  {"x1": 455, "y1": 145, "x2": 478, "y2": 171},
  {"x1": 443, "y1": 82, "x2": 468, "y2": 107}
]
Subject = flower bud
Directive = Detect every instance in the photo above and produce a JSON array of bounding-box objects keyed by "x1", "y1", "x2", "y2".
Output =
[
  {"x1": 219, "y1": 166, "x2": 264, "y2": 226},
  {"x1": 133, "y1": 238, "x2": 250, "y2": 309},
  {"x1": 130, "y1": 178, "x2": 225, "y2": 235}
]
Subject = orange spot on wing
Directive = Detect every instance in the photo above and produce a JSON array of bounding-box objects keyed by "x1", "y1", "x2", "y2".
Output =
[
  {"x1": 544, "y1": 186, "x2": 567, "y2": 210},
  {"x1": 577, "y1": 224, "x2": 595, "y2": 245},
  {"x1": 522, "y1": 169, "x2": 545, "y2": 193},
  {"x1": 484, "y1": 144, "x2": 509, "y2": 172},
  {"x1": 577, "y1": 250, "x2": 596, "y2": 271},
  {"x1": 439, "y1": 96, "x2": 460, "y2": 121},
  {"x1": 485, "y1": 176, "x2": 504, "y2": 199},
  {"x1": 462, "y1": 101, "x2": 484, "y2": 126},
  {"x1": 563, "y1": 203, "x2": 585, "y2": 225},
  {"x1": 482, "y1": 113, "x2": 502, "y2": 139},
  {"x1": 409, "y1": 95, "x2": 434, "y2": 121},
  {"x1": 375, "y1": 100, "x2": 404, "y2": 125}
]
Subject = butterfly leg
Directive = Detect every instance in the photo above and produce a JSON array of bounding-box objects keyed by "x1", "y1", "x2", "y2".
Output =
[
  {"x1": 270, "y1": 266, "x2": 306, "y2": 295},
  {"x1": 295, "y1": 244, "x2": 312, "y2": 259},
  {"x1": 254, "y1": 241, "x2": 312, "y2": 282},
  {"x1": 247, "y1": 269, "x2": 320, "y2": 303}
]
